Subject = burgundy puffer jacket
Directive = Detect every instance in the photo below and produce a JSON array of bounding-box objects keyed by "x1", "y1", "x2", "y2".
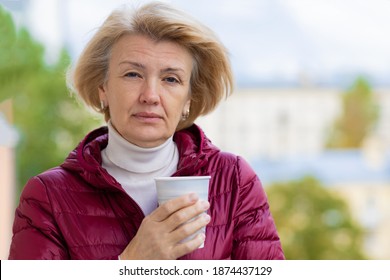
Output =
[{"x1": 9, "y1": 124, "x2": 284, "y2": 260}]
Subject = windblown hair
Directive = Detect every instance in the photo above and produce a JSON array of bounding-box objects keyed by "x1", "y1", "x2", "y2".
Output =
[{"x1": 67, "y1": 1, "x2": 233, "y2": 130}]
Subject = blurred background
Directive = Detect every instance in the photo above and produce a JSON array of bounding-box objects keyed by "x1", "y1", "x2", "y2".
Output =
[{"x1": 0, "y1": 0, "x2": 389, "y2": 259}]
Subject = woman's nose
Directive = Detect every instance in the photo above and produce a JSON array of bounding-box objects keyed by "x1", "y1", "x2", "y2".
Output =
[{"x1": 139, "y1": 80, "x2": 160, "y2": 105}]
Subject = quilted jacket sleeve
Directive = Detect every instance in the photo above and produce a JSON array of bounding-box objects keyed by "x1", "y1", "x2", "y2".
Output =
[
  {"x1": 8, "y1": 176, "x2": 69, "y2": 259},
  {"x1": 231, "y1": 157, "x2": 285, "y2": 260}
]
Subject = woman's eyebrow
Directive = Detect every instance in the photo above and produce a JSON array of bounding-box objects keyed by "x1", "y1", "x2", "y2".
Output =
[
  {"x1": 160, "y1": 67, "x2": 186, "y2": 74},
  {"x1": 118, "y1": 60, "x2": 145, "y2": 69},
  {"x1": 119, "y1": 60, "x2": 186, "y2": 74}
]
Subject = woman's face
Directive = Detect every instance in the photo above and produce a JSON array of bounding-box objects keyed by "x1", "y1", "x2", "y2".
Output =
[{"x1": 99, "y1": 34, "x2": 192, "y2": 148}]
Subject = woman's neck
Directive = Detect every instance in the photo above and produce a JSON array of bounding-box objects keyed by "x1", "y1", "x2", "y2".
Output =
[{"x1": 104, "y1": 121, "x2": 177, "y2": 173}]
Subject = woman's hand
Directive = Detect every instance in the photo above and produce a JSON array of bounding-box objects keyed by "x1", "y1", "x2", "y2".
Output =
[{"x1": 119, "y1": 193, "x2": 211, "y2": 259}]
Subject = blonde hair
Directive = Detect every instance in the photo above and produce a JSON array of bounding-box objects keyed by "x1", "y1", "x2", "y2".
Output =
[{"x1": 68, "y1": 2, "x2": 233, "y2": 130}]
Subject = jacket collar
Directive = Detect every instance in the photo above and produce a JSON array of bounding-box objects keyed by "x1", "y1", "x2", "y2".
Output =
[
  {"x1": 173, "y1": 124, "x2": 219, "y2": 176},
  {"x1": 61, "y1": 124, "x2": 219, "y2": 190}
]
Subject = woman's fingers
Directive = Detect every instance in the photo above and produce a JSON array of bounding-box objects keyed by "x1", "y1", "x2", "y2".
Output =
[
  {"x1": 164, "y1": 200, "x2": 210, "y2": 254},
  {"x1": 150, "y1": 194, "x2": 210, "y2": 247},
  {"x1": 169, "y1": 212, "x2": 210, "y2": 243},
  {"x1": 173, "y1": 232, "x2": 207, "y2": 257},
  {"x1": 120, "y1": 193, "x2": 211, "y2": 260},
  {"x1": 165, "y1": 200, "x2": 210, "y2": 232},
  {"x1": 166, "y1": 200, "x2": 210, "y2": 232},
  {"x1": 151, "y1": 193, "x2": 199, "y2": 222}
]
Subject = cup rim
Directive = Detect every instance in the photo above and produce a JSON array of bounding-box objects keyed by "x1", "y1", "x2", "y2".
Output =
[{"x1": 154, "y1": 176, "x2": 211, "y2": 181}]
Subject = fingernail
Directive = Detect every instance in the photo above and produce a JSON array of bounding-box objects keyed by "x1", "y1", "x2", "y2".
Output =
[
  {"x1": 189, "y1": 193, "x2": 198, "y2": 202},
  {"x1": 203, "y1": 214, "x2": 211, "y2": 222},
  {"x1": 201, "y1": 200, "x2": 210, "y2": 210}
]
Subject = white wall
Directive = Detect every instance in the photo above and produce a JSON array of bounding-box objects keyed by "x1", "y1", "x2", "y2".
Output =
[{"x1": 197, "y1": 88, "x2": 342, "y2": 161}]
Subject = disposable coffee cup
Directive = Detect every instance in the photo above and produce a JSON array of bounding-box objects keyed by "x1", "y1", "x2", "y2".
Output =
[{"x1": 154, "y1": 176, "x2": 211, "y2": 248}]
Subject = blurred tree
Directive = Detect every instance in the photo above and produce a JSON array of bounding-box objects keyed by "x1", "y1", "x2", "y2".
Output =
[
  {"x1": 0, "y1": 6, "x2": 100, "y2": 194},
  {"x1": 326, "y1": 77, "x2": 379, "y2": 148},
  {"x1": 266, "y1": 176, "x2": 367, "y2": 259}
]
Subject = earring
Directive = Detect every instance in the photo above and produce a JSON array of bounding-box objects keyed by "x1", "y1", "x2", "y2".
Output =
[
  {"x1": 100, "y1": 100, "x2": 105, "y2": 110},
  {"x1": 181, "y1": 110, "x2": 190, "y2": 121}
]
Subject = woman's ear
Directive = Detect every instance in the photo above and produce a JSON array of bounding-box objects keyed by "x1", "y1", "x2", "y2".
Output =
[
  {"x1": 183, "y1": 99, "x2": 191, "y2": 114},
  {"x1": 98, "y1": 84, "x2": 108, "y2": 111},
  {"x1": 180, "y1": 99, "x2": 191, "y2": 121},
  {"x1": 98, "y1": 84, "x2": 107, "y2": 104}
]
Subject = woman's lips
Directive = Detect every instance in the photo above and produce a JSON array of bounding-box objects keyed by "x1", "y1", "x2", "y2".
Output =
[{"x1": 132, "y1": 112, "x2": 163, "y2": 122}]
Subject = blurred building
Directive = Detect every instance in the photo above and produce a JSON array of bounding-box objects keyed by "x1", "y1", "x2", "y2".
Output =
[
  {"x1": 0, "y1": 101, "x2": 19, "y2": 260},
  {"x1": 198, "y1": 88, "x2": 341, "y2": 161},
  {"x1": 197, "y1": 87, "x2": 390, "y2": 259},
  {"x1": 198, "y1": 87, "x2": 390, "y2": 161}
]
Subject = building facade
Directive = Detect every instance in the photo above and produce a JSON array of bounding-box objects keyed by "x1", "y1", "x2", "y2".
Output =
[{"x1": 197, "y1": 87, "x2": 390, "y2": 259}]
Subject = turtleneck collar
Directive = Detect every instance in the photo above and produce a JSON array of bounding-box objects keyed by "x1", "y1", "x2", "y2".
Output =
[{"x1": 104, "y1": 121, "x2": 177, "y2": 173}]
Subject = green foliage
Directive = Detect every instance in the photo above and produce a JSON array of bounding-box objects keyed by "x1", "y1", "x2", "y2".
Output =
[
  {"x1": 266, "y1": 176, "x2": 367, "y2": 259},
  {"x1": 0, "y1": 6, "x2": 101, "y2": 194},
  {"x1": 327, "y1": 77, "x2": 379, "y2": 148}
]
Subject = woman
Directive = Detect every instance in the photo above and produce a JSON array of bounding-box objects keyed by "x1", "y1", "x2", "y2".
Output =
[{"x1": 9, "y1": 2, "x2": 284, "y2": 260}]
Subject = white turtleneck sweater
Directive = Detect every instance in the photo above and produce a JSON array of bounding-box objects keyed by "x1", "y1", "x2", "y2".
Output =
[{"x1": 101, "y1": 122, "x2": 179, "y2": 216}]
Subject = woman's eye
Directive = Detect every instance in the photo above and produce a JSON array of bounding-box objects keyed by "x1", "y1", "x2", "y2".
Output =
[
  {"x1": 124, "y1": 72, "x2": 140, "y2": 78},
  {"x1": 165, "y1": 77, "x2": 179, "y2": 84}
]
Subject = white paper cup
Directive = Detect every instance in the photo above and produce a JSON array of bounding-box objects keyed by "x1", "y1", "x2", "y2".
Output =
[{"x1": 154, "y1": 176, "x2": 211, "y2": 248}]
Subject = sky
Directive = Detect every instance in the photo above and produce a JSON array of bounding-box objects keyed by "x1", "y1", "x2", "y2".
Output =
[{"x1": 4, "y1": 0, "x2": 390, "y2": 87}]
